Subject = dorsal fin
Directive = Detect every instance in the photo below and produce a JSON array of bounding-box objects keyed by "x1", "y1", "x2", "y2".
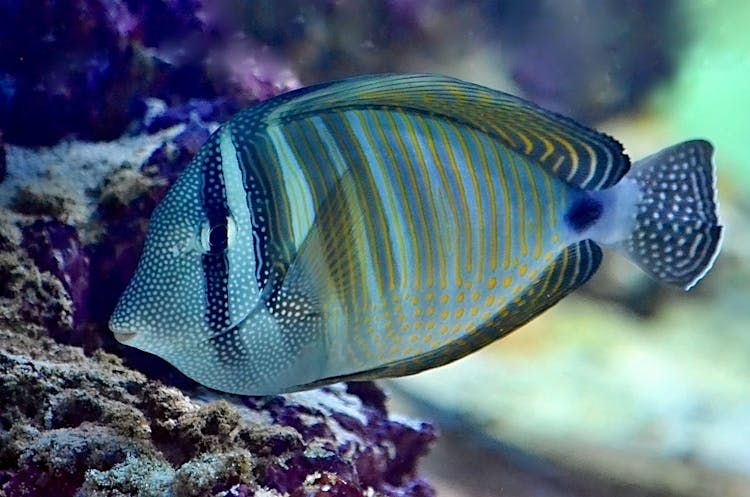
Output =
[
  {"x1": 262, "y1": 74, "x2": 630, "y2": 190},
  {"x1": 290, "y1": 239, "x2": 603, "y2": 389}
]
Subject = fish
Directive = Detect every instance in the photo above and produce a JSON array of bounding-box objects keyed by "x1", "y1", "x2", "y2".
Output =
[{"x1": 109, "y1": 74, "x2": 723, "y2": 395}]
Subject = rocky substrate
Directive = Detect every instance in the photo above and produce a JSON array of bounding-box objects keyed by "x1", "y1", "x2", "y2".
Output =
[
  {"x1": 0, "y1": 327, "x2": 435, "y2": 497},
  {"x1": 0, "y1": 82, "x2": 435, "y2": 497}
]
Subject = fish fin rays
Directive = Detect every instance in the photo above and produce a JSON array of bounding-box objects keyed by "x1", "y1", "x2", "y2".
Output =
[
  {"x1": 266, "y1": 74, "x2": 629, "y2": 190},
  {"x1": 281, "y1": 169, "x2": 369, "y2": 312},
  {"x1": 291, "y1": 240, "x2": 603, "y2": 388},
  {"x1": 615, "y1": 140, "x2": 722, "y2": 290}
]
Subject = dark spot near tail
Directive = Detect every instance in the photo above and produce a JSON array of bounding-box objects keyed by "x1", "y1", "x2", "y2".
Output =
[{"x1": 565, "y1": 196, "x2": 603, "y2": 233}]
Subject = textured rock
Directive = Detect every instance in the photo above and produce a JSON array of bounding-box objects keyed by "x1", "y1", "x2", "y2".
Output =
[
  {"x1": 0, "y1": 211, "x2": 74, "y2": 341},
  {"x1": 0, "y1": 328, "x2": 436, "y2": 497}
]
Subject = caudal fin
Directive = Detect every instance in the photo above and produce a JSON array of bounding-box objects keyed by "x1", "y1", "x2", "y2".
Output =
[{"x1": 618, "y1": 140, "x2": 722, "y2": 290}]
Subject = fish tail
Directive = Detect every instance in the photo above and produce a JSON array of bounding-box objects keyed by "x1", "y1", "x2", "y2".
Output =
[{"x1": 615, "y1": 140, "x2": 723, "y2": 290}]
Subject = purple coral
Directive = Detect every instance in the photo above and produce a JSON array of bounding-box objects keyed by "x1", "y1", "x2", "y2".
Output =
[
  {"x1": 0, "y1": 0, "x2": 147, "y2": 145},
  {"x1": 246, "y1": 388, "x2": 436, "y2": 497},
  {"x1": 0, "y1": 0, "x2": 298, "y2": 146},
  {"x1": 0, "y1": 339, "x2": 437, "y2": 497},
  {"x1": 21, "y1": 220, "x2": 90, "y2": 329}
]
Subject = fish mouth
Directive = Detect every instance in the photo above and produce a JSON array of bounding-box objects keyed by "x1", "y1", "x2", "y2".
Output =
[
  {"x1": 112, "y1": 330, "x2": 138, "y2": 343},
  {"x1": 109, "y1": 317, "x2": 138, "y2": 343}
]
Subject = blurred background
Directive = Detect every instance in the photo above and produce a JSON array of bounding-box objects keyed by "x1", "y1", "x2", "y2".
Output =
[{"x1": 2, "y1": 0, "x2": 748, "y2": 495}]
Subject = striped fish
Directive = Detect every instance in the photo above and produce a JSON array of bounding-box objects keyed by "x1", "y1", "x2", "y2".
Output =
[{"x1": 109, "y1": 74, "x2": 723, "y2": 395}]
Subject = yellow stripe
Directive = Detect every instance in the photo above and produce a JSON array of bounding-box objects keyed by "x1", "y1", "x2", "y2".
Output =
[
  {"x1": 466, "y1": 129, "x2": 498, "y2": 272},
  {"x1": 509, "y1": 126, "x2": 535, "y2": 155},
  {"x1": 318, "y1": 116, "x2": 366, "y2": 309},
  {"x1": 336, "y1": 114, "x2": 395, "y2": 307},
  {"x1": 286, "y1": 120, "x2": 327, "y2": 207},
  {"x1": 446, "y1": 121, "x2": 480, "y2": 275},
  {"x1": 266, "y1": 126, "x2": 315, "y2": 247},
  {"x1": 371, "y1": 113, "x2": 413, "y2": 291},
  {"x1": 485, "y1": 121, "x2": 515, "y2": 148},
  {"x1": 521, "y1": 122, "x2": 557, "y2": 162},
  {"x1": 383, "y1": 111, "x2": 425, "y2": 290},
  {"x1": 549, "y1": 132, "x2": 579, "y2": 177},
  {"x1": 403, "y1": 114, "x2": 442, "y2": 289},
  {"x1": 433, "y1": 121, "x2": 472, "y2": 285},
  {"x1": 486, "y1": 142, "x2": 513, "y2": 270},
  {"x1": 517, "y1": 154, "x2": 544, "y2": 261},
  {"x1": 263, "y1": 74, "x2": 630, "y2": 192},
  {"x1": 536, "y1": 129, "x2": 556, "y2": 161},
  {"x1": 352, "y1": 111, "x2": 399, "y2": 293},
  {"x1": 549, "y1": 249, "x2": 569, "y2": 296},
  {"x1": 413, "y1": 115, "x2": 460, "y2": 291},
  {"x1": 507, "y1": 151, "x2": 528, "y2": 257},
  {"x1": 542, "y1": 167, "x2": 557, "y2": 232}
]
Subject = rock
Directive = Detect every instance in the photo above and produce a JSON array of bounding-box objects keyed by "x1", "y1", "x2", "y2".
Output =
[
  {"x1": 0, "y1": 131, "x2": 6, "y2": 183},
  {"x1": 0, "y1": 211, "x2": 74, "y2": 341},
  {"x1": 0, "y1": 329, "x2": 436, "y2": 497}
]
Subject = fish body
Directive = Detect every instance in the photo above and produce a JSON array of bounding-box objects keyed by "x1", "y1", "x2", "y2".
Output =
[{"x1": 109, "y1": 74, "x2": 722, "y2": 395}]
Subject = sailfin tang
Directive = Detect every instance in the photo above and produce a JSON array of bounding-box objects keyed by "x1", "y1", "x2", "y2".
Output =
[
  {"x1": 618, "y1": 140, "x2": 722, "y2": 290},
  {"x1": 263, "y1": 74, "x2": 630, "y2": 190}
]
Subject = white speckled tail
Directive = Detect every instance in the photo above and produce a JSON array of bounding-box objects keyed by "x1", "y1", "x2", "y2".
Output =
[{"x1": 614, "y1": 140, "x2": 723, "y2": 290}]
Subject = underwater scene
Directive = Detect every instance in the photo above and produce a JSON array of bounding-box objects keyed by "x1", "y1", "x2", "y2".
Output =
[{"x1": 0, "y1": 1, "x2": 748, "y2": 496}]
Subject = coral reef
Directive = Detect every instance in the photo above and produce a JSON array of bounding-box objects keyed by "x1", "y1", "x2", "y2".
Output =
[
  {"x1": 0, "y1": 0, "x2": 298, "y2": 146},
  {"x1": 0, "y1": 10, "x2": 436, "y2": 488},
  {"x1": 0, "y1": 328, "x2": 435, "y2": 497}
]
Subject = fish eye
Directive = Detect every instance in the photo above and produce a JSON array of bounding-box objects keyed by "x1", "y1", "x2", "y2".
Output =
[
  {"x1": 200, "y1": 216, "x2": 237, "y2": 253},
  {"x1": 209, "y1": 224, "x2": 228, "y2": 248}
]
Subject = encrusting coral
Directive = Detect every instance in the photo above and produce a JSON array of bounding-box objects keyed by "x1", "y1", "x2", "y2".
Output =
[{"x1": 0, "y1": 328, "x2": 435, "y2": 497}]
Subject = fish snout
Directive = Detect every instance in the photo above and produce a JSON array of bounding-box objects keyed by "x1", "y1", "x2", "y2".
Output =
[
  {"x1": 109, "y1": 312, "x2": 139, "y2": 343},
  {"x1": 112, "y1": 329, "x2": 138, "y2": 343}
]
